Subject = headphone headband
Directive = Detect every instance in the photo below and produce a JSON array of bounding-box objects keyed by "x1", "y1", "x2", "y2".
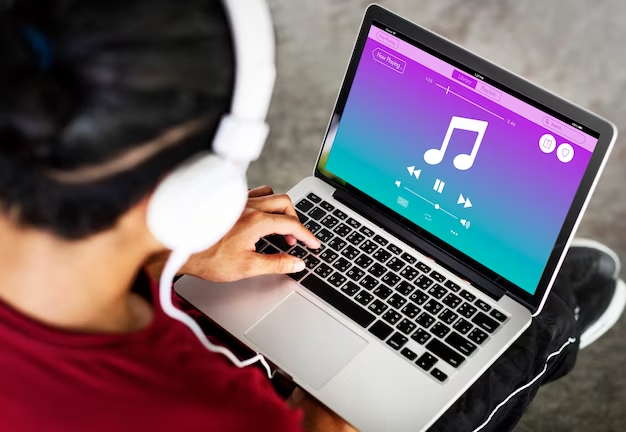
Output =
[{"x1": 215, "y1": 0, "x2": 276, "y2": 163}]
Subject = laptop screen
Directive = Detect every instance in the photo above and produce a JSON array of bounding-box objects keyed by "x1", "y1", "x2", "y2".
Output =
[{"x1": 320, "y1": 21, "x2": 600, "y2": 295}]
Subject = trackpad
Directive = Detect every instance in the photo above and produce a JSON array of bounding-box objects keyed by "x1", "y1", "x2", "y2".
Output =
[{"x1": 245, "y1": 293, "x2": 368, "y2": 390}]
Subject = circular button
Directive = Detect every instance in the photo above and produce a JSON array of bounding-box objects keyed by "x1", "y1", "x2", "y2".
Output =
[
  {"x1": 557, "y1": 143, "x2": 574, "y2": 163},
  {"x1": 539, "y1": 134, "x2": 556, "y2": 154}
]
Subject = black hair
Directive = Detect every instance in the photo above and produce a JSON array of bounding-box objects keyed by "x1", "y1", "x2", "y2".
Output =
[{"x1": 0, "y1": 0, "x2": 235, "y2": 239}]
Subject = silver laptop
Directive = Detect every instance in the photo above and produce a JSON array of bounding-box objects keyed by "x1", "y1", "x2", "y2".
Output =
[{"x1": 176, "y1": 5, "x2": 617, "y2": 431}]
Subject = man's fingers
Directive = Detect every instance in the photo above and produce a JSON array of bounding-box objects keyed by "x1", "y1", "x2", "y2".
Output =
[
  {"x1": 249, "y1": 193, "x2": 298, "y2": 218},
  {"x1": 254, "y1": 212, "x2": 320, "y2": 249},
  {"x1": 248, "y1": 185, "x2": 274, "y2": 198},
  {"x1": 247, "y1": 252, "x2": 306, "y2": 277}
]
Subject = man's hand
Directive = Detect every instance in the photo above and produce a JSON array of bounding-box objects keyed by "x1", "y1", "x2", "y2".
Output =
[{"x1": 146, "y1": 186, "x2": 320, "y2": 282}]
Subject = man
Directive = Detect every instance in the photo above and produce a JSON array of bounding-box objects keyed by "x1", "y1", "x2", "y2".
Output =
[{"x1": 0, "y1": 1, "x2": 622, "y2": 431}]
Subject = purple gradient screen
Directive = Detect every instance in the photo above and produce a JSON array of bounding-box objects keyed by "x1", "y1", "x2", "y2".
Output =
[{"x1": 325, "y1": 27, "x2": 596, "y2": 294}]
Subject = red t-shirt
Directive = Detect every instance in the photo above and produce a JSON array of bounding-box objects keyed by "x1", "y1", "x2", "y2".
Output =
[{"x1": 0, "y1": 273, "x2": 303, "y2": 431}]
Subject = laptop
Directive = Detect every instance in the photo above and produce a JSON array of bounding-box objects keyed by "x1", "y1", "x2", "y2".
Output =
[{"x1": 176, "y1": 5, "x2": 617, "y2": 431}]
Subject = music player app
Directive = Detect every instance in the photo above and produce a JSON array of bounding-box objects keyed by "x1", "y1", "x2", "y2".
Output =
[{"x1": 324, "y1": 25, "x2": 597, "y2": 294}]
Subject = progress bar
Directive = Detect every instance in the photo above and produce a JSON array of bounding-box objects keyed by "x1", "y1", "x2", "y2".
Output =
[
  {"x1": 403, "y1": 186, "x2": 459, "y2": 220},
  {"x1": 435, "y1": 83, "x2": 504, "y2": 121}
]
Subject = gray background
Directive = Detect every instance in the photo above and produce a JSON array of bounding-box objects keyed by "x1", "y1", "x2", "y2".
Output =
[{"x1": 249, "y1": 1, "x2": 626, "y2": 430}]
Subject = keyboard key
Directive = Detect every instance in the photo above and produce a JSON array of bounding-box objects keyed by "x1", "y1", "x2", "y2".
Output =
[
  {"x1": 320, "y1": 200, "x2": 334, "y2": 212},
  {"x1": 296, "y1": 198, "x2": 314, "y2": 213},
  {"x1": 320, "y1": 215, "x2": 339, "y2": 229},
  {"x1": 426, "y1": 339, "x2": 464, "y2": 368},
  {"x1": 301, "y1": 274, "x2": 376, "y2": 328},
  {"x1": 446, "y1": 332, "x2": 477, "y2": 356},
  {"x1": 304, "y1": 255, "x2": 320, "y2": 270},
  {"x1": 347, "y1": 231, "x2": 366, "y2": 246},
  {"x1": 401, "y1": 347, "x2": 418, "y2": 361},
  {"x1": 368, "y1": 263, "x2": 386, "y2": 277},
  {"x1": 387, "y1": 243, "x2": 402, "y2": 255},
  {"x1": 400, "y1": 267, "x2": 419, "y2": 281},
  {"x1": 401, "y1": 253, "x2": 417, "y2": 264},
  {"x1": 431, "y1": 322, "x2": 451, "y2": 339},
  {"x1": 288, "y1": 246, "x2": 308, "y2": 259},
  {"x1": 397, "y1": 319, "x2": 417, "y2": 335},
  {"x1": 328, "y1": 272, "x2": 347, "y2": 287},
  {"x1": 475, "y1": 299, "x2": 491, "y2": 312},
  {"x1": 341, "y1": 245, "x2": 360, "y2": 260},
  {"x1": 411, "y1": 328, "x2": 432, "y2": 345},
  {"x1": 369, "y1": 320, "x2": 393, "y2": 340},
  {"x1": 333, "y1": 258, "x2": 351, "y2": 272},
  {"x1": 314, "y1": 263, "x2": 333, "y2": 278},
  {"x1": 373, "y1": 286, "x2": 393, "y2": 300},
  {"x1": 453, "y1": 318, "x2": 472, "y2": 334},
  {"x1": 431, "y1": 368, "x2": 448, "y2": 382},
  {"x1": 267, "y1": 234, "x2": 292, "y2": 252},
  {"x1": 373, "y1": 249, "x2": 392, "y2": 264},
  {"x1": 320, "y1": 250, "x2": 338, "y2": 264},
  {"x1": 346, "y1": 266, "x2": 365, "y2": 282},
  {"x1": 328, "y1": 238, "x2": 347, "y2": 252},
  {"x1": 355, "y1": 254, "x2": 373, "y2": 269},
  {"x1": 444, "y1": 280, "x2": 461, "y2": 292},
  {"x1": 459, "y1": 290, "x2": 476, "y2": 302},
  {"x1": 368, "y1": 299, "x2": 388, "y2": 315},
  {"x1": 341, "y1": 281, "x2": 360, "y2": 297},
  {"x1": 442, "y1": 294, "x2": 462, "y2": 309},
  {"x1": 333, "y1": 223, "x2": 351, "y2": 237},
  {"x1": 416, "y1": 353, "x2": 438, "y2": 371},
  {"x1": 430, "y1": 271, "x2": 446, "y2": 283},
  {"x1": 296, "y1": 210, "x2": 308, "y2": 224},
  {"x1": 382, "y1": 310, "x2": 402, "y2": 326},
  {"x1": 439, "y1": 309, "x2": 459, "y2": 325},
  {"x1": 416, "y1": 312, "x2": 435, "y2": 329},
  {"x1": 490, "y1": 309, "x2": 507, "y2": 322},
  {"x1": 346, "y1": 217, "x2": 361, "y2": 229},
  {"x1": 263, "y1": 245, "x2": 279, "y2": 255},
  {"x1": 424, "y1": 299, "x2": 443, "y2": 316},
  {"x1": 468, "y1": 328, "x2": 489, "y2": 345},
  {"x1": 359, "y1": 226, "x2": 375, "y2": 237},
  {"x1": 359, "y1": 240, "x2": 378, "y2": 254},
  {"x1": 373, "y1": 235, "x2": 388, "y2": 246},
  {"x1": 472, "y1": 312, "x2": 500, "y2": 333},
  {"x1": 387, "y1": 257, "x2": 405, "y2": 272},
  {"x1": 359, "y1": 275, "x2": 378, "y2": 290},
  {"x1": 415, "y1": 275, "x2": 434, "y2": 290},
  {"x1": 386, "y1": 332, "x2": 408, "y2": 350},
  {"x1": 428, "y1": 284, "x2": 447, "y2": 299},
  {"x1": 308, "y1": 207, "x2": 326, "y2": 221},
  {"x1": 307, "y1": 193, "x2": 321, "y2": 203},
  {"x1": 401, "y1": 303, "x2": 421, "y2": 319},
  {"x1": 458, "y1": 303, "x2": 478, "y2": 319},
  {"x1": 255, "y1": 239, "x2": 268, "y2": 253},
  {"x1": 333, "y1": 209, "x2": 348, "y2": 220},
  {"x1": 409, "y1": 291, "x2": 429, "y2": 305},
  {"x1": 416, "y1": 262, "x2": 431, "y2": 273},
  {"x1": 387, "y1": 293, "x2": 407, "y2": 309},
  {"x1": 288, "y1": 269, "x2": 307, "y2": 281},
  {"x1": 355, "y1": 290, "x2": 374, "y2": 306},
  {"x1": 315, "y1": 228, "x2": 333, "y2": 243},
  {"x1": 381, "y1": 272, "x2": 401, "y2": 287},
  {"x1": 395, "y1": 281, "x2": 415, "y2": 296},
  {"x1": 304, "y1": 220, "x2": 321, "y2": 234}
]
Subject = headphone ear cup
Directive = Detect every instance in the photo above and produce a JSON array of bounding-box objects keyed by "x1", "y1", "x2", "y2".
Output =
[{"x1": 147, "y1": 153, "x2": 248, "y2": 254}]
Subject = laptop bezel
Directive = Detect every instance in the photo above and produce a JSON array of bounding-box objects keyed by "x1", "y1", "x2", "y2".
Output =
[{"x1": 313, "y1": 4, "x2": 616, "y2": 313}]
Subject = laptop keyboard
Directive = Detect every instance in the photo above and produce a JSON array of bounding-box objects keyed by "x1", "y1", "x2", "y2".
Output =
[{"x1": 256, "y1": 193, "x2": 509, "y2": 384}]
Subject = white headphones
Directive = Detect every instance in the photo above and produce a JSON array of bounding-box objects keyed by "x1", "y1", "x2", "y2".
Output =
[{"x1": 146, "y1": 0, "x2": 278, "y2": 379}]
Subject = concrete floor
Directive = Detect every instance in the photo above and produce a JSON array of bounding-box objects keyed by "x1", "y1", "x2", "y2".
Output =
[{"x1": 249, "y1": 1, "x2": 626, "y2": 430}]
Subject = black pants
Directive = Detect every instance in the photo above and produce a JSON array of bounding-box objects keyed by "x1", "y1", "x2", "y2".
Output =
[{"x1": 430, "y1": 281, "x2": 580, "y2": 432}]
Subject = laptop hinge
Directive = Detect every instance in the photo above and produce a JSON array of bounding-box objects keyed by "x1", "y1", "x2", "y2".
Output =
[{"x1": 333, "y1": 188, "x2": 506, "y2": 301}]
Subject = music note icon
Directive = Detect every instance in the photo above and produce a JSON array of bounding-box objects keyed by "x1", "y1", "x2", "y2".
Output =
[{"x1": 424, "y1": 116, "x2": 489, "y2": 171}]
